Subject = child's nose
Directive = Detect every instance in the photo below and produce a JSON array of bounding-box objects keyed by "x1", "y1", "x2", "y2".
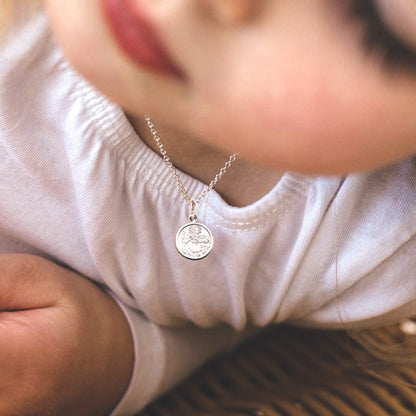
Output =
[{"x1": 198, "y1": 0, "x2": 258, "y2": 24}]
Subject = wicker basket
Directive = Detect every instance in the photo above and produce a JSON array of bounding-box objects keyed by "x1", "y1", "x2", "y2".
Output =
[{"x1": 138, "y1": 324, "x2": 416, "y2": 416}]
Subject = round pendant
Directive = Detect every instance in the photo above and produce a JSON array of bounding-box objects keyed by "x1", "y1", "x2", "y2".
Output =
[{"x1": 175, "y1": 222, "x2": 214, "y2": 260}]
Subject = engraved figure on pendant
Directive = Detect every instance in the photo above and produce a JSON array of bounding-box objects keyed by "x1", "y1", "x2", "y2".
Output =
[{"x1": 176, "y1": 222, "x2": 214, "y2": 260}]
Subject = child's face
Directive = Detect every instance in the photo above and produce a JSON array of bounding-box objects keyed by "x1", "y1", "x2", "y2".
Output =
[{"x1": 45, "y1": 0, "x2": 416, "y2": 174}]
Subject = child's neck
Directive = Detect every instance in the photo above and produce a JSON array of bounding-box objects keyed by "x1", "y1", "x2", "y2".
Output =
[{"x1": 129, "y1": 116, "x2": 283, "y2": 207}]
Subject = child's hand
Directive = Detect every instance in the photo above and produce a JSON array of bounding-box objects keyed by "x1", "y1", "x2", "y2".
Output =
[{"x1": 0, "y1": 254, "x2": 134, "y2": 416}]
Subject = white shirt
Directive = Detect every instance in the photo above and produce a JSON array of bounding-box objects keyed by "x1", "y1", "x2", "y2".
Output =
[{"x1": 1, "y1": 9, "x2": 416, "y2": 416}]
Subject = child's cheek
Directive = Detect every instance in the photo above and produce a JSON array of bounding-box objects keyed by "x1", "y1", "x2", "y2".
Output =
[
  {"x1": 45, "y1": 0, "x2": 117, "y2": 87},
  {"x1": 195, "y1": 67, "x2": 416, "y2": 175}
]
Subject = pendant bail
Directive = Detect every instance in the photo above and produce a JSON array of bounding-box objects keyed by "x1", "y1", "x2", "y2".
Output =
[{"x1": 189, "y1": 200, "x2": 197, "y2": 222}]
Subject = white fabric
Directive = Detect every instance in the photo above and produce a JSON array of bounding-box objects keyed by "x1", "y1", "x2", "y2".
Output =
[{"x1": 1, "y1": 9, "x2": 416, "y2": 416}]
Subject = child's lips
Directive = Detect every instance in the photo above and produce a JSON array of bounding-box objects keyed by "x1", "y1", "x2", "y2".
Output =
[{"x1": 101, "y1": 0, "x2": 186, "y2": 79}]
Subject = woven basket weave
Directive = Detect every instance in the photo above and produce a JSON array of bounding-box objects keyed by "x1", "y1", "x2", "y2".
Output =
[{"x1": 138, "y1": 324, "x2": 416, "y2": 416}]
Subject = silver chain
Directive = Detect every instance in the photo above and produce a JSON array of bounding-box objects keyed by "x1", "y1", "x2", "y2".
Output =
[{"x1": 145, "y1": 117, "x2": 238, "y2": 218}]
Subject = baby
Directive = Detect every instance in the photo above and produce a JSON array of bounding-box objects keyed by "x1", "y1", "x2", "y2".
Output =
[{"x1": 1, "y1": 0, "x2": 416, "y2": 415}]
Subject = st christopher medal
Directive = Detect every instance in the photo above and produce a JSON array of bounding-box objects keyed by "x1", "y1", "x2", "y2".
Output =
[
  {"x1": 145, "y1": 117, "x2": 237, "y2": 260},
  {"x1": 175, "y1": 202, "x2": 214, "y2": 260}
]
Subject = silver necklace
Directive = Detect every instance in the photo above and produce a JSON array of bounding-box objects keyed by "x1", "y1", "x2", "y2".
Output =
[{"x1": 145, "y1": 117, "x2": 238, "y2": 260}]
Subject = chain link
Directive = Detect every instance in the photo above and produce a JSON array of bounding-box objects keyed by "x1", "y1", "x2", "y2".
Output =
[{"x1": 145, "y1": 117, "x2": 238, "y2": 214}]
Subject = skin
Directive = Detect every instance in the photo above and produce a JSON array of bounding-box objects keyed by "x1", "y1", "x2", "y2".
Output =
[
  {"x1": 44, "y1": 0, "x2": 416, "y2": 178},
  {"x1": 2, "y1": 1, "x2": 416, "y2": 414},
  {"x1": 0, "y1": 255, "x2": 133, "y2": 416}
]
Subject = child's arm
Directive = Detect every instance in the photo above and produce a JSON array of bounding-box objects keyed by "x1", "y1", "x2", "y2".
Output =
[
  {"x1": 0, "y1": 253, "x2": 247, "y2": 416},
  {"x1": 0, "y1": 253, "x2": 134, "y2": 416}
]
